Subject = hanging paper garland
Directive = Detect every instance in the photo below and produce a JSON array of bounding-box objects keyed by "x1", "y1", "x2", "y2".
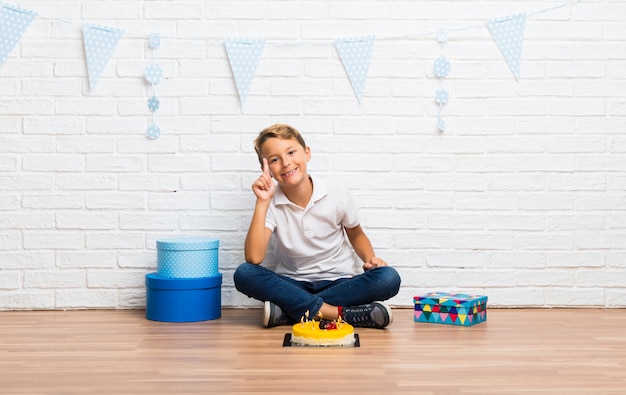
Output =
[
  {"x1": 82, "y1": 23, "x2": 124, "y2": 92},
  {"x1": 486, "y1": 13, "x2": 527, "y2": 81},
  {"x1": 0, "y1": 4, "x2": 37, "y2": 68},
  {"x1": 145, "y1": 33, "x2": 162, "y2": 140},
  {"x1": 433, "y1": 29, "x2": 450, "y2": 132},
  {"x1": 334, "y1": 35, "x2": 375, "y2": 103},
  {"x1": 224, "y1": 38, "x2": 266, "y2": 106}
]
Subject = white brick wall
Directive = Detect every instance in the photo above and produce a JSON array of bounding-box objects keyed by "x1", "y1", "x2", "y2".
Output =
[{"x1": 1, "y1": 0, "x2": 625, "y2": 310}]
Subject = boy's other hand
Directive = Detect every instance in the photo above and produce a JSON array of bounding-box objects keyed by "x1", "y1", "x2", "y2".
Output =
[
  {"x1": 363, "y1": 257, "x2": 388, "y2": 271},
  {"x1": 252, "y1": 157, "x2": 275, "y2": 201}
]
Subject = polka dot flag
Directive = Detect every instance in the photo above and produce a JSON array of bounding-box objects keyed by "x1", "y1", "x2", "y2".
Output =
[
  {"x1": 0, "y1": 4, "x2": 36, "y2": 69},
  {"x1": 82, "y1": 23, "x2": 124, "y2": 92},
  {"x1": 335, "y1": 35, "x2": 375, "y2": 102},
  {"x1": 224, "y1": 38, "x2": 266, "y2": 105},
  {"x1": 486, "y1": 13, "x2": 527, "y2": 81}
]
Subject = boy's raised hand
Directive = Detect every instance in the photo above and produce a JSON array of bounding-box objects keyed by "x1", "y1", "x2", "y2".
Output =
[{"x1": 252, "y1": 158, "x2": 275, "y2": 201}]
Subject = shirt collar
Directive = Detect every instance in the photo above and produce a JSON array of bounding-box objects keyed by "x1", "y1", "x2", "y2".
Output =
[{"x1": 274, "y1": 174, "x2": 327, "y2": 207}]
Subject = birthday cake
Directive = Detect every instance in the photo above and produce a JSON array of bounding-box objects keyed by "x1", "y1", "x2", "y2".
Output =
[{"x1": 291, "y1": 317, "x2": 356, "y2": 347}]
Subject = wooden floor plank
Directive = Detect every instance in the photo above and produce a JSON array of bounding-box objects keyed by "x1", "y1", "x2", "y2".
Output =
[{"x1": 0, "y1": 308, "x2": 625, "y2": 394}]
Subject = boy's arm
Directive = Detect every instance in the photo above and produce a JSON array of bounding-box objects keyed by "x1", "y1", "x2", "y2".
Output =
[
  {"x1": 345, "y1": 225, "x2": 388, "y2": 271},
  {"x1": 245, "y1": 158, "x2": 275, "y2": 264},
  {"x1": 244, "y1": 199, "x2": 273, "y2": 265}
]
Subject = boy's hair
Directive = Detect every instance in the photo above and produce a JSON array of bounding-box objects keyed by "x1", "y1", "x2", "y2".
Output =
[{"x1": 254, "y1": 124, "x2": 307, "y2": 166}]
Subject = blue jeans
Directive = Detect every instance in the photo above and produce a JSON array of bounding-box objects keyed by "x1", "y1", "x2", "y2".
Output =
[{"x1": 233, "y1": 262, "x2": 401, "y2": 321}]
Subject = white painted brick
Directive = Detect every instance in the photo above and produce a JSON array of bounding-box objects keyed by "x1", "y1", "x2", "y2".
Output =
[
  {"x1": 86, "y1": 155, "x2": 145, "y2": 172},
  {"x1": 517, "y1": 270, "x2": 575, "y2": 287},
  {"x1": 22, "y1": 154, "x2": 84, "y2": 172},
  {"x1": 22, "y1": 194, "x2": 84, "y2": 209},
  {"x1": 489, "y1": 252, "x2": 545, "y2": 269},
  {"x1": 606, "y1": 289, "x2": 626, "y2": 307},
  {"x1": 55, "y1": 290, "x2": 119, "y2": 309},
  {"x1": 148, "y1": 192, "x2": 210, "y2": 211},
  {"x1": 179, "y1": 214, "x2": 241, "y2": 231},
  {"x1": 85, "y1": 193, "x2": 145, "y2": 210},
  {"x1": 56, "y1": 251, "x2": 117, "y2": 269},
  {"x1": 1, "y1": 0, "x2": 625, "y2": 310},
  {"x1": 546, "y1": 214, "x2": 605, "y2": 231},
  {"x1": 518, "y1": 193, "x2": 575, "y2": 211},
  {"x1": 56, "y1": 212, "x2": 118, "y2": 230},
  {"x1": 0, "y1": 291, "x2": 55, "y2": 310},
  {"x1": 576, "y1": 269, "x2": 626, "y2": 287},
  {"x1": 0, "y1": 156, "x2": 17, "y2": 171},
  {"x1": 517, "y1": 155, "x2": 576, "y2": 172},
  {"x1": 86, "y1": 233, "x2": 144, "y2": 250},
  {"x1": 119, "y1": 213, "x2": 178, "y2": 231},
  {"x1": 87, "y1": 270, "x2": 145, "y2": 288},
  {"x1": 486, "y1": 174, "x2": 544, "y2": 191},
  {"x1": 0, "y1": 136, "x2": 55, "y2": 153},
  {"x1": 427, "y1": 252, "x2": 489, "y2": 269},
  {"x1": 24, "y1": 271, "x2": 85, "y2": 289},
  {"x1": 81, "y1": 2, "x2": 142, "y2": 19},
  {"x1": 118, "y1": 251, "x2": 157, "y2": 269},
  {"x1": 56, "y1": 136, "x2": 115, "y2": 154},
  {"x1": 23, "y1": 232, "x2": 84, "y2": 250},
  {"x1": 3, "y1": 252, "x2": 55, "y2": 269},
  {"x1": 544, "y1": 288, "x2": 605, "y2": 307},
  {"x1": 119, "y1": 174, "x2": 179, "y2": 192},
  {"x1": 24, "y1": 116, "x2": 85, "y2": 135},
  {"x1": 427, "y1": 214, "x2": 484, "y2": 230},
  {"x1": 0, "y1": 213, "x2": 54, "y2": 230},
  {"x1": 55, "y1": 174, "x2": 118, "y2": 191},
  {"x1": 545, "y1": 173, "x2": 606, "y2": 192},
  {"x1": 546, "y1": 252, "x2": 605, "y2": 268},
  {"x1": 0, "y1": 194, "x2": 20, "y2": 211},
  {"x1": 0, "y1": 272, "x2": 20, "y2": 290}
]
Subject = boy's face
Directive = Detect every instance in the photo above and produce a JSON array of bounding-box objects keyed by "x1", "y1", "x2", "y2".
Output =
[{"x1": 260, "y1": 137, "x2": 311, "y2": 188}]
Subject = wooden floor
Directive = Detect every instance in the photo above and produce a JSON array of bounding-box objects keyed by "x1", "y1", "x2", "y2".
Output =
[{"x1": 1, "y1": 308, "x2": 625, "y2": 394}]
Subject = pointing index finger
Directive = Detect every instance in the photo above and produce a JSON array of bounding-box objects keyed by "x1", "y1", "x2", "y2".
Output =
[{"x1": 262, "y1": 158, "x2": 270, "y2": 176}]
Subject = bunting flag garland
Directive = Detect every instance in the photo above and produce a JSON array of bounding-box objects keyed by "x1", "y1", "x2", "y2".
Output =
[
  {"x1": 486, "y1": 13, "x2": 527, "y2": 81},
  {"x1": 334, "y1": 35, "x2": 375, "y2": 102},
  {"x1": 0, "y1": 4, "x2": 36, "y2": 68},
  {"x1": 0, "y1": 1, "x2": 581, "y2": 128},
  {"x1": 82, "y1": 23, "x2": 124, "y2": 92},
  {"x1": 224, "y1": 38, "x2": 266, "y2": 105}
]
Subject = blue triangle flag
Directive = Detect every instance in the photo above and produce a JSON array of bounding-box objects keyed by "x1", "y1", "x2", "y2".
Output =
[
  {"x1": 82, "y1": 23, "x2": 124, "y2": 92},
  {"x1": 335, "y1": 35, "x2": 375, "y2": 102},
  {"x1": 224, "y1": 38, "x2": 266, "y2": 105},
  {"x1": 0, "y1": 4, "x2": 37, "y2": 69},
  {"x1": 486, "y1": 13, "x2": 526, "y2": 80}
]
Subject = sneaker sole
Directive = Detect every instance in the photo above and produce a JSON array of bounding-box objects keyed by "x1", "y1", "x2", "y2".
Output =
[
  {"x1": 375, "y1": 301, "x2": 393, "y2": 328},
  {"x1": 262, "y1": 301, "x2": 271, "y2": 328}
]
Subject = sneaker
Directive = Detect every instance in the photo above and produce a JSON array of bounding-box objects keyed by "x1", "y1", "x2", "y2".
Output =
[
  {"x1": 262, "y1": 301, "x2": 296, "y2": 328},
  {"x1": 342, "y1": 301, "x2": 393, "y2": 329}
]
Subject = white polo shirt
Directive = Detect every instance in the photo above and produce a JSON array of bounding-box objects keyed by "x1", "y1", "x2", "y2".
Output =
[{"x1": 265, "y1": 175, "x2": 362, "y2": 281}]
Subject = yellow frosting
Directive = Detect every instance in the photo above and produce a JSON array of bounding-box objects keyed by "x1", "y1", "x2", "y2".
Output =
[{"x1": 291, "y1": 321, "x2": 355, "y2": 346}]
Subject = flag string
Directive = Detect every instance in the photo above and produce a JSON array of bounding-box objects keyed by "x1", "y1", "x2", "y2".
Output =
[{"x1": 30, "y1": 0, "x2": 581, "y2": 45}]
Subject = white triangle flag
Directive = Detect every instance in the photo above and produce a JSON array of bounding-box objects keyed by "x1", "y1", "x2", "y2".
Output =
[
  {"x1": 0, "y1": 4, "x2": 37, "y2": 69},
  {"x1": 486, "y1": 13, "x2": 526, "y2": 81},
  {"x1": 335, "y1": 35, "x2": 375, "y2": 102},
  {"x1": 224, "y1": 38, "x2": 266, "y2": 105},
  {"x1": 82, "y1": 23, "x2": 124, "y2": 92}
]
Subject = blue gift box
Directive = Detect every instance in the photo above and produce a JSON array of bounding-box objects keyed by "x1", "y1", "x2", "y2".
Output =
[
  {"x1": 145, "y1": 273, "x2": 222, "y2": 322},
  {"x1": 156, "y1": 237, "x2": 219, "y2": 278},
  {"x1": 414, "y1": 292, "x2": 487, "y2": 326}
]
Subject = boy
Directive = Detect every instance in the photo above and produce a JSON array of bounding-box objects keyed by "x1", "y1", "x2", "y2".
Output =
[{"x1": 234, "y1": 124, "x2": 401, "y2": 328}]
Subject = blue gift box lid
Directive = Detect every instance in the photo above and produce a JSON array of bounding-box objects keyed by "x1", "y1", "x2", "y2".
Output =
[
  {"x1": 156, "y1": 237, "x2": 219, "y2": 251},
  {"x1": 146, "y1": 273, "x2": 222, "y2": 289},
  {"x1": 414, "y1": 292, "x2": 487, "y2": 307}
]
